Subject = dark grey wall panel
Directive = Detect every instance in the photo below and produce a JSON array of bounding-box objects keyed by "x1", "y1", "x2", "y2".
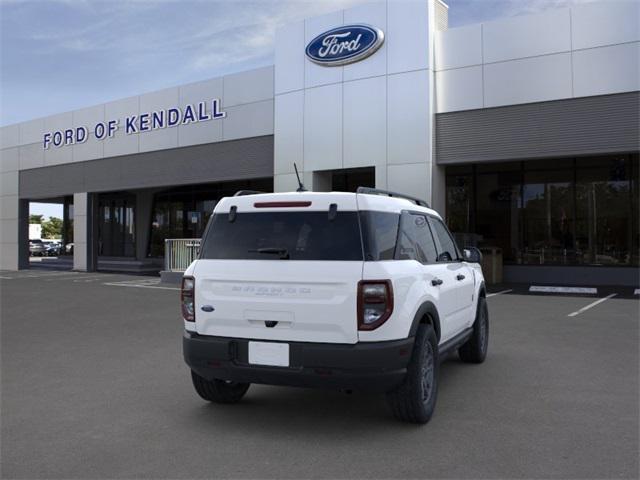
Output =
[
  {"x1": 504, "y1": 265, "x2": 639, "y2": 287},
  {"x1": 436, "y1": 92, "x2": 640, "y2": 164},
  {"x1": 20, "y1": 135, "x2": 274, "y2": 199}
]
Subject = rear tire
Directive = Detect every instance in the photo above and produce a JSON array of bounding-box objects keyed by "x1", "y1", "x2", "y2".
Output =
[
  {"x1": 190, "y1": 371, "x2": 250, "y2": 404},
  {"x1": 386, "y1": 324, "x2": 439, "y2": 424},
  {"x1": 458, "y1": 296, "x2": 489, "y2": 364}
]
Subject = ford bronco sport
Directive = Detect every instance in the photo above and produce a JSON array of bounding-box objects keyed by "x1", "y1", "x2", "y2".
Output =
[{"x1": 182, "y1": 188, "x2": 488, "y2": 423}]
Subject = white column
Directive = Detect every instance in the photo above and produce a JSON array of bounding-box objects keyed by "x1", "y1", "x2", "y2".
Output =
[
  {"x1": 385, "y1": 0, "x2": 437, "y2": 204},
  {"x1": 273, "y1": 0, "x2": 439, "y2": 204},
  {"x1": 73, "y1": 192, "x2": 89, "y2": 271},
  {"x1": 0, "y1": 148, "x2": 20, "y2": 270}
]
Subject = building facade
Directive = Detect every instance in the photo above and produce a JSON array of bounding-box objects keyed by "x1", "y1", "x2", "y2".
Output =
[{"x1": 0, "y1": 0, "x2": 638, "y2": 285}]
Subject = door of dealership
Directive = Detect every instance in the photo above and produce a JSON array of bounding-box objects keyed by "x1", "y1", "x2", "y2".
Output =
[{"x1": 97, "y1": 193, "x2": 136, "y2": 258}]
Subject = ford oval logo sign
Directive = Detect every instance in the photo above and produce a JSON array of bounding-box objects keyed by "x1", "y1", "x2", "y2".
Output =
[{"x1": 306, "y1": 24, "x2": 384, "y2": 66}]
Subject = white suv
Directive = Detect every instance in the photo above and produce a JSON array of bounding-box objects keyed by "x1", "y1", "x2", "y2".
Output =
[{"x1": 182, "y1": 188, "x2": 488, "y2": 423}]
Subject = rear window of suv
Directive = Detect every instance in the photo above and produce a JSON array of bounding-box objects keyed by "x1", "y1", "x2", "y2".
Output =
[{"x1": 200, "y1": 211, "x2": 364, "y2": 261}]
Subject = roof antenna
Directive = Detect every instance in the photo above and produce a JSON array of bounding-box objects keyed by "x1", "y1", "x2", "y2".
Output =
[{"x1": 294, "y1": 163, "x2": 307, "y2": 192}]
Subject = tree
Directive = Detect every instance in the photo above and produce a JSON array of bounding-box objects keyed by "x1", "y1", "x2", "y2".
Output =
[
  {"x1": 29, "y1": 214, "x2": 44, "y2": 224},
  {"x1": 41, "y1": 217, "x2": 63, "y2": 239}
]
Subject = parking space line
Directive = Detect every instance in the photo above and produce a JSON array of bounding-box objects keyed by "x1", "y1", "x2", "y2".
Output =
[
  {"x1": 44, "y1": 274, "x2": 119, "y2": 282},
  {"x1": 21, "y1": 271, "x2": 78, "y2": 278},
  {"x1": 103, "y1": 282, "x2": 179, "y2": 291},
  {"x1": 105, "y1": 278, "x2": 164, "y2": 286},
  {"x1": 0, "y1": 276, "x2": 12, "y2": 279},
  {"x1": 487, "y1": 289, "x2": 512, "y2": 298},
  {"x1": 567, "y1": 294, "x2": 617, "y2": 317},
  {"x1": 44, "y1": 275, "x2": 93, "y2": 282},
  {"x1": 530, "y1": 285, "x2": 598, "y2": 294},
  {"x1": 72, "y1": 276, "x2": 116, "y2": 283},
  {"x1": 75, "y1": 278, "x2": 117, "y2": 283}
]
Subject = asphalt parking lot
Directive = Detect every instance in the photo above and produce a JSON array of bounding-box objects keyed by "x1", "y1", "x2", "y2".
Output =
[{"x1": 1, "y1": 270, "x2": 638, "y2": 479}]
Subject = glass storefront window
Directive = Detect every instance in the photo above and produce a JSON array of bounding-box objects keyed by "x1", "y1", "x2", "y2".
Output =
[
  {"x1": 98, "y1": 193, "x2": 136, "y2": 257},
  {"x1": 445, "y1": 154, "x2": 639, "y2": 267},
  {"x1": 147, "y1": 178, "x2": 273, "y2": 257},
  {"x1": 149, "y1": 200, "x2": 184, "y2": 257},
  {"x1": 445, "y1": 165, "x2": 474, "y2": 248},
  {"x1": 475, "y1": 166, "x2": 522, "y2": 263},
  {"x1": 522, "y1": 168, "x2": 574, "y2": 265},
  {"x1": 575, "y1": 156, "x2": 633, "y2": 265}
]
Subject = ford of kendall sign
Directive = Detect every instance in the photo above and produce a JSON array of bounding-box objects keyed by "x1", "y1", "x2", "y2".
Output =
[
  {"x1": 305, "y1": 25, "x2": 384, "y2": 66},
  {"x1": 42, "y1": 98, "x2": 225, "y2": 149}
]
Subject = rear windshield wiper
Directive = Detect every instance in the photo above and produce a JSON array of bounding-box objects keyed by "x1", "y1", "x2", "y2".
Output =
[{"x1": 248, "y1": 247, "x2": 290, "y2": 260}]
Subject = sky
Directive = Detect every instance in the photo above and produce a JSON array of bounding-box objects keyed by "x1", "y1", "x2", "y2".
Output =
[
  {"x1": 0, "y1": 0, "x2": 601, "y2": 127},
  {"x1": 30, "y1": 201, "x2": 62, "y2": 219},
  {"x1": 2, "y1": 0, "x2": 598, "y2": 220}
]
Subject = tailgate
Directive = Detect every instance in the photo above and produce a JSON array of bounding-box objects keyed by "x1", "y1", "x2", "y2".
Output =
[{"x1": 194, "y1": 260, "x2": 362, "y2": 344}]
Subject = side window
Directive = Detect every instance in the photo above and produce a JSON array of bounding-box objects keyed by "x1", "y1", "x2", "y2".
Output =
[
  {"x1": 360, "y1": 211, "x2": 400, "y2": 261},
  {"x1": 397, "y1": 213, "x2": 438, "y2": 263},
  {"x1": 429, "y1": 217, "x2": 460, "y2": 262}
]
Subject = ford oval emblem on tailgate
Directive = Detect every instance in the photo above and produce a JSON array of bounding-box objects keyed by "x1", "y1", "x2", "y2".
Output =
[{"x1": 305, "y1": 24, "x2": 384, "y2": 66}]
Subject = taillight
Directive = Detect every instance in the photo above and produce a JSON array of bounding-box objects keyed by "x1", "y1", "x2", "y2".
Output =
[
  {"x1": 181, "y1": 276, "x2": 195, "y2": 322},
  {"x1": 357, "y1": 280, "x2": 393, "y2": 330}
]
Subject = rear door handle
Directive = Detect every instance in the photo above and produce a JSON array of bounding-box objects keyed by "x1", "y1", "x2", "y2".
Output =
[
  {"x1": 456, "y1": 274, "x2": 465, "y2": 281},
  {"x1": 431, "y1": 278, "x2": 443, "y2": 286}
]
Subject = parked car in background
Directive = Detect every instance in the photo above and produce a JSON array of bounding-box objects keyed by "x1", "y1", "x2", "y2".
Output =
[
  {"x1": 44, "y1": 241, "x2": 62, "y2": 256},
  {"x1": 29, "y1": 239, "x2": 47, "y2": 257}
]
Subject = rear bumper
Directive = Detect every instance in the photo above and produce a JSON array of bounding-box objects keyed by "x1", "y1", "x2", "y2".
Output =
[{"x1": 183, "y1": 331, "x2": 414, "y2": 392}]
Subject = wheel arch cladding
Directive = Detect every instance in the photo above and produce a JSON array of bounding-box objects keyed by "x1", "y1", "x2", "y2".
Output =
[{"x1": 409, "y1": 302, "x2": 441, "y2": 342}]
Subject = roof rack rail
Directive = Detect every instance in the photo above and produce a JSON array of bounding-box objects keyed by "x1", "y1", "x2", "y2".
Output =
[
  {"x1": 356, "y1": 186, "x2": 430, "y2": 208},
  {"x1": 233, "y1": 190, "x2": 264, "y2": 196}
]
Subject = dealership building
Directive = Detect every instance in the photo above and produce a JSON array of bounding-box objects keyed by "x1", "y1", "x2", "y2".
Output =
[{"x1": 0, "y1": 0, "x2": 638, "y2": 285}]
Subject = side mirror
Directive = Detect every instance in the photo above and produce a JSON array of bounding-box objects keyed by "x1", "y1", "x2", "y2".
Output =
[
  {"x1": 437, "y1": 252, "x2": 452, "y2": 262},
  {"x1": 463, "y1": 247, "x2": 482, "y2": 264}
]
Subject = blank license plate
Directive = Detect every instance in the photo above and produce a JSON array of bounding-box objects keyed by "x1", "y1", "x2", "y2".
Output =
[{"x1": 248, "y1": 341, "x2": 289, "y2": 367}]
